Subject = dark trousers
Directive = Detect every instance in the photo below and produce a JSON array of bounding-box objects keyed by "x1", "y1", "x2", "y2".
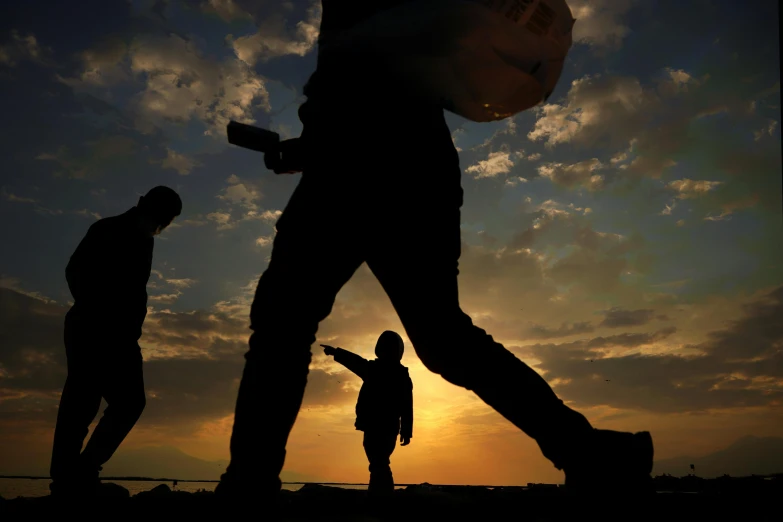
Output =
[
  {"x1": 222, "y1": 106, "x2": 593, "y2": 490},
  {"x1": 50, "y1": 313, "x2": 146, "y2": 484},
  {"x1": 363, "y1": 430, "x2": 398, "y2": 494}
]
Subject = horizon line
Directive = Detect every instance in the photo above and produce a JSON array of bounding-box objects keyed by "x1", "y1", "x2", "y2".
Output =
[{"x1": 2, "y1": 474, "x2": 782, "y2": 485}]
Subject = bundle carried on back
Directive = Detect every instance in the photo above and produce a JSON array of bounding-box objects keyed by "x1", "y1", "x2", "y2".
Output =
[{"x1": 316, "y1": 0, "x2": 576, "y2": 122}]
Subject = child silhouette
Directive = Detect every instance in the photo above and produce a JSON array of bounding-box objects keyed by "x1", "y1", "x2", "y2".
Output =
[{"x1": 322, "y1": 330, "x2": 413, "y2": 495}]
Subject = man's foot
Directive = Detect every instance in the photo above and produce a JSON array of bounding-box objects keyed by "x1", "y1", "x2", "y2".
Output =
[
  {"x1": 563, "y1": 430, "x2": 654, "y2": 494},
  {"x1": 214, "y1": 472, "x2": 283, "y2": 515}
]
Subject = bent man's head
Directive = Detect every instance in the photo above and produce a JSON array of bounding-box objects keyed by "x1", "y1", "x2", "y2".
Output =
[
  {"x1": 137, "y1": 186, "x2": 182, "y2": 237},
  {"x1": 375, "y1": 330, "x2": 404, "y2": 361}
]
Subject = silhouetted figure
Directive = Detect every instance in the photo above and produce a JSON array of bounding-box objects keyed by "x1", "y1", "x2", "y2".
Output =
[
  {"x1": 49, "y1": 186, "x2": 182, "y2": 497},
  {"x1": 216, "y1": 0, "x2": 654, "y2": 503},
  {"x1": 322, "y1": 331, "x2": 413, "y2": 495}
]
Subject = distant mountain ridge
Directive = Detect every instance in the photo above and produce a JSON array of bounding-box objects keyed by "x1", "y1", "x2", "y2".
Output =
[{"x1": 653, "y1": 435, "x2": 783, "y2": 478}]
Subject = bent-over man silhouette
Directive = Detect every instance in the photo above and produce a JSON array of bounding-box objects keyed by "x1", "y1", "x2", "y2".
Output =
[
  {"x1": 49, "y1": 186, "x2": 182, "y2": 497},
  {"x1": 216, "y1": 0, "x2": 654, "y2": 504},
  {"x1": 322, "y1": 331, "x2": 413, "y2": 495}
]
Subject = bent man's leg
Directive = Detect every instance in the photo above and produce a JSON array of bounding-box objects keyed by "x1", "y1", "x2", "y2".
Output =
[
  {"x1": 219, "y1": 174, "x2": 365, "y2": 495},
  {"x1": 50, "y1": 327, "x2": 103, "y2": 492},
  {"x1": 50, "y1": 373, "x2": 102, "y2": 488},
  {"x1": 79, "y1": 347, "x2": 146, "y2": 476}
]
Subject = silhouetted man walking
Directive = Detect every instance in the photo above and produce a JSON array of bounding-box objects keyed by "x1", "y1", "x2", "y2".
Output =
[
  {"x1": 217, "y1": 0, "x2": 653, "y2": 503},
  {"x1": 322, "y1": 331, "x2": 413, "y2": 495},
  {"x1": 49, "y1": 186, "x2": 182, "y2": 497}
]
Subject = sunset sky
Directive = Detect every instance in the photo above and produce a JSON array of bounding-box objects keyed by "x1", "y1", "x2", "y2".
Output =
[{"x1": 0, "y1": 0, "x2": 781, "y2": 486}]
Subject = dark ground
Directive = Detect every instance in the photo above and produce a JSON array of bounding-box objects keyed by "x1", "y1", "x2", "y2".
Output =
[{"x1": 0, "y1": 476, "x2": 779, "y2": 521}]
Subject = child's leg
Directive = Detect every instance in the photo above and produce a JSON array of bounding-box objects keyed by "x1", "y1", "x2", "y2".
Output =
[{"x1": 363, "y1": 430, "x2": 398, "y2": 494}]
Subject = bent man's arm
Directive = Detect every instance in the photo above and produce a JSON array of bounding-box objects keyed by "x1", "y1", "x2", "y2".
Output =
[
  {"x1": 332, "y1": 348, "x2": 370, "y2": 380},
  {"x1": 66, "y1": 223, "x2": 111, "y2": 302},
  {"x1": 401, "y1": 374, "x2": 413, "y2": 441}
]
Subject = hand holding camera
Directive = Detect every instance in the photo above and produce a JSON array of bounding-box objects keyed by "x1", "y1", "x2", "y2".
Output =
[{"x1": 227, "y1": 121, "x2": 304, "y2": 174}]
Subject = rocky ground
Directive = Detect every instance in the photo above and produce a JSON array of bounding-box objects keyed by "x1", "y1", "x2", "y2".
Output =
[{"x1": 1, "y1": 478, "x2": 779, "y2": 521}]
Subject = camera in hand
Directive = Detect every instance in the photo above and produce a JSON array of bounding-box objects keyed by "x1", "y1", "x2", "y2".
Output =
[{"x1": 227, "y1": 121, "x2": 304, "y2": 174}]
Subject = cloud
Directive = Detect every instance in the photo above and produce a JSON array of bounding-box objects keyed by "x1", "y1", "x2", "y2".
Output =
[
  {"x1": 227, "y1": 0, "x2": 322, "y2": 66},
  {"x1": 147, "y1": 274, "x2": 197, "y2": 304},
  {"x1": 205, "y1": 176, "x2": 279, "y2": 231},
  {"x1": 128, "y1": 34, "x2": 270, "y2": 135},
  {"x1": 149, "y1": 293, "x2": 182, "y2": 304},
  {"x1": 207, "y1": 212, "x2": 232, "y2": 229},
  {"x1": 0, "y1": 288, "x2": 67, "y2": 398},
  {"x1": 697, "y1": 286, "x2": 783, "y2": 361},
  {"x1": 527, "y1": 73, "x2": 647, "y2": 148},
  {"x1": 657, "y1": 175, "x2": 727, "y2": 222},
  {"x1": 258, "y1": 209, "x2": 282, "y2": 223},
  {"x1": 524, "y1": 286, "x2": 783, "y2": 413},
  {"x1": 451, "y1": 128, "x2": 466, "y2": 151},
  {"x1": 600, "y1": 307, "x2": 656, "y2": 328},
  {"x1": 200, "y1": 0, "x2": 253, "y2": 22},
  {"x1": 659, "y1": 200, "x2": 676, "y2": 216},
  {"x1": 217, "y1": 174, "x2": 262, "y2": 210},
  {"x1": 704, "y1": 194, "x2": 760, "y2": 222},
  {"x1": 55, "y1": 28, "x2": 271, "y2": 138},
  {"x1": 494, "y1": 200, "x2": 652, "y2": 299},
  {"x1": 255, "y1": 235, "x2": 274, "y2": 247},
  {"x1": 69, "y1": 37, "x2": 129, "y2": 87},
  {"x1": 35, "y1": 136, "x2": 137, "y2": 179},
  {"x1": 526, "y1": 69, "x2": 706, "y2": 183},
  {"x1": 525, "y1": 63, "x2": 777, "y2": 227},
  {"x1": 657, "y1": 67, "x2": 700, "y2": 96},
  {"x1": 205, "y1": 177, "x2": 280, "y2": 231},
  {"x1": 167, "y1": 279, "x2": 197, "y2": 289},
  {"x1": 526, "y1": 321, "x2": 595, "y2": 340},
  {"x1": 537, "y1": 158, "x2": 605, "y2": 190},
  {"x1": 168, "y1": 216, "x2": 209, "y2": 228},
  {"x1": 465, "y1": 150, "x2": 523, "y2": 179},
  {"x1": 666, "y1": 179, "x2": 724, "y2": 199},
  {"x1": 568, "y1": 0, "x2": 635, "y2": 50},
  {"x1": 160, "y1": 148, "x2": 200, "y2": 175},
  {"x1": 2, "y1": 188, "x2": 102, "y2": 218},
  {"x1": 0, "y1": 278, "x2": 57, "y2": 305},
  {"x1": 753, "y1": 119, "x2": 778, "y2": 141},
  {"x1": 140, "y1": 359, "x2": 357, "y2": 425},
  {"x1": 1, "y1": 188, "x2": 37, "y2": 205},
  {"x1": 0, "y1": 30, "x2": 49, "y2": 67},
  {"x1": 73, "y1": 209, "x2": 102, "y2": 220},
  {"x1": 504, "y1": 176, "x2": 529, "y2": 188}
]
